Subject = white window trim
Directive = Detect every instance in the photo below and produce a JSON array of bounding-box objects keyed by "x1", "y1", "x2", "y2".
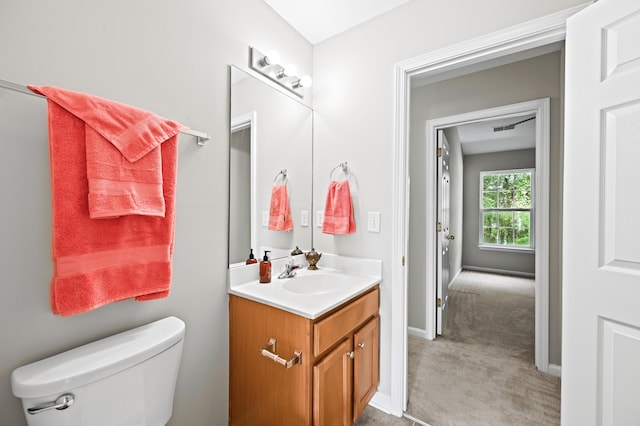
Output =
[
  {"x1": 478, "y1": 244, "x2": 535, "y2": 253},
  {"x1": 479, "y1": 168, "x2": 535, "y2": 251}
]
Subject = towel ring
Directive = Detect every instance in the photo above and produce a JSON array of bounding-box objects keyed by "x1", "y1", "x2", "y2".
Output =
[
  {"x1": 329, "y1": 162, "x2": 350, "y2": 180},
  {"x1": 274, "y1": 169, "x2": 288, "y2": 185}
]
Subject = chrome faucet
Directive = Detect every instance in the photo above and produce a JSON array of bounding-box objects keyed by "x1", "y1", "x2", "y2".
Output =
[{"x1": 278, "y1": 258, "x2": 303, "y2": 279}]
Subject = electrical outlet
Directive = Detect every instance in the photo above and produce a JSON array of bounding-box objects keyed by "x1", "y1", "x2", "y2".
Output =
[
  {"x1": 301, "y1": 210, "x2": 309, "y2": 227},
  {"x1": 368, "y1": 212, "x2": 380, "y2": 232},
  {"x1": 262, "y1": 211, "x2": 269, "y2": 227},
  {"x1": 316, "y1": 211, "x2": 324, "y2": 228}
]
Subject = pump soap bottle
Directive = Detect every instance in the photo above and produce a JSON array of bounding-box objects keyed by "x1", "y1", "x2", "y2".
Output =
[
  {"x1": 246, "y1": 248, "x2": 257, "y2": 265},
  {"x1": 259, "y1": 251, "x2": 271, "y2": 283}
]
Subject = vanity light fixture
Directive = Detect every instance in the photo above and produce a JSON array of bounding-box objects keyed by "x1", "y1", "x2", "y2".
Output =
[{"x1": 250, "y1": 46, "x2": 311, "y2": 98}]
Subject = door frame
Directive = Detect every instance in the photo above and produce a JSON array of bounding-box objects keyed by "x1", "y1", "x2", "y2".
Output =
[
  {"x1": 231, "y1": 111, "x2": 258, "y2": 265},
  {"x1": 424, "y1": 99, "x2": 550, "y2": 355},
  {"x1": 389, "y1": 3, "x2": 590, "y2": 416}
]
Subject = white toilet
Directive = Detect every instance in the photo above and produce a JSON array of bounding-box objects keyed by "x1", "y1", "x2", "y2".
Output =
[{"x1": 11, "y1": 316, "x2": 185, "y2": 426}]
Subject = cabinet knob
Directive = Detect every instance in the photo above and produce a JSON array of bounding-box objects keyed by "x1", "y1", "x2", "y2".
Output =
[
  {"x1": 346, "y1": 351, "x2": 355, "y2": 359},
  {"x1": 358, "y1": 342, "x2": 366, "y2": 349}
]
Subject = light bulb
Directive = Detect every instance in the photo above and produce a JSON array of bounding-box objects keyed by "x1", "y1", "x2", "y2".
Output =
[
  {"x1": 277, "y1": 64, "x2": 297, "y2": 79},
  {"x1": 293, "y1": 75, "x2": 312, "y2": 89},
  {"x1": 258, "y1": 50, "x2": 281, "y2": 67}
]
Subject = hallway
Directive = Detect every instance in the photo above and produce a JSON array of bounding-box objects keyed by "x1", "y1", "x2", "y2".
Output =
[{"x1": 405, "y1": 270, "x2": 560, "y2": 425}]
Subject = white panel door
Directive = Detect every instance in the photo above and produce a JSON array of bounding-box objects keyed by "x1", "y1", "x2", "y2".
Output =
[
  {"x1": 437, "y1": 130, "x2": 451, "y2": 335},
  {"x1": 563, "y1": 0, "x2": 640, "y2": 424}
]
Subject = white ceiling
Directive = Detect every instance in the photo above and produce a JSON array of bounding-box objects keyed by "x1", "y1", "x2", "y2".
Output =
[
  {"x1": 262, "y1": 0, "x2": 540, "y2": 154},
  {"x1": 453, "y1": 114, "x2": 536, "y2": 156},
  {"x1": 263, "y1": 0, "x2": 412, "y2": 44}
]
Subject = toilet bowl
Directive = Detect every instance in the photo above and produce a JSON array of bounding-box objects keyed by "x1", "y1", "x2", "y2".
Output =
[{"x1": 11, "y1": 316, "x2": 185, "y2": 426}]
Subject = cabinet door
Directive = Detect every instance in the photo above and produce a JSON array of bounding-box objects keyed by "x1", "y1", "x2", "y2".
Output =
[
  {"x1": 353, "y1": 316, "x2": 379, "y2": 422},
  {"x1": 313, "y1": 338, "x2": 353, "y2": 426}
]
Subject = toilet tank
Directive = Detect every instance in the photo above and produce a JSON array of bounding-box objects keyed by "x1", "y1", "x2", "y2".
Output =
[{"x1": 11, "y1": 316, "x2": 185, "y2": 426}]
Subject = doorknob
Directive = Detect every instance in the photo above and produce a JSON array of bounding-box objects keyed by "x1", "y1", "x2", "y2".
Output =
[{"x1": 447, "y1": 235, "x2": 455, "y2": 240}]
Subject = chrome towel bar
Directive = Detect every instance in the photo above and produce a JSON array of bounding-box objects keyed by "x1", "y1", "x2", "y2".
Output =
[{"x1": 0, "y1": 78, "x2": 211, "y2": 145}]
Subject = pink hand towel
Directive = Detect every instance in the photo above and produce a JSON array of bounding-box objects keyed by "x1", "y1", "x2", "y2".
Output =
[
  {"x1": 28, "y1": 85, "x2": 186, "y2": 219},
  {"x1": 268, "y1": 184, "x2": 294, "y2": 231},
  {"x1": 29, "y1": 85, "x2": 183, "y2": 316},
  {"x1": 322, "y1": 180, "x2": 356, "y2": 235}
]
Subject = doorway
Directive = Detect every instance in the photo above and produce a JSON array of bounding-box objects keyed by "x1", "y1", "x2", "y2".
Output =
[
  {"x1": 421, "y1": 98, "x2": 549, "y2": 348},
  {"x1": 386, "y1": 4, "x2": 588, "y2": 416},
  {"x1": 406, "y1": 102, "x2": 546, "y2": 423}
]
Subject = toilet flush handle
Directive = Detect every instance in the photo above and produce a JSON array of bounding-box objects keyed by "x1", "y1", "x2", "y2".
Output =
[{"x1": 27, "y1": 393, "x2": 74, "y2": 415}]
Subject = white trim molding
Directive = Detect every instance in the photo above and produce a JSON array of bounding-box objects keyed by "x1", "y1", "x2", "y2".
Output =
[
  {"x1": 231, "y1": 111, "x2": 258, "y2": 256},
  {"x1": 424, "y1": 98, "x2": 550, "y2": 365},
  {"x1": 462, "y1": 265, "x2": 536, "y2": 278},
  {"x1": 548, "y1": 363, "x2": 562, "y2": 378},
  {"x1": 408, "y1": 326, "x2": 430, "y2": 340},
  {"x1": 390, "y1": 2, "x2": 589, "y2": 416}
]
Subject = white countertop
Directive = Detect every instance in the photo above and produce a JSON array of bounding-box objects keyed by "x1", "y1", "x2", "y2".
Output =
[{"x1": 228, "y1": 254, "x2": 382, "y2": 319}]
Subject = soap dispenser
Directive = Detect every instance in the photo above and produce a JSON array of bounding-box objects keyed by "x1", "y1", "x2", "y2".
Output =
[
  {"x1": 245, "y1": 248, "x2": 257, "y2": 265},
  {"x1": 259, "y1": 251, "x2": 271, "y2": 283}
]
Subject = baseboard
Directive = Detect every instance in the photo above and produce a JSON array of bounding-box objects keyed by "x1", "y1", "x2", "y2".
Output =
[
  {"x1": 547, "y1": 363, "x2": 561, "y2": 377},
  {"x1": 449, "y1": 267, "x2": 462, "y2": 287},
  {"x1": 368, "y1": 391, "x2": 395, "y2": 415},
  {"x1": 403, "y1": 412, "x2": 432, "y2": 426},
  {"x1": 408, "y1": 326, "x2": 429, "y2": 339},
  {"x1": 462, "y1": 265, "x2": 535, "y2": 278}
]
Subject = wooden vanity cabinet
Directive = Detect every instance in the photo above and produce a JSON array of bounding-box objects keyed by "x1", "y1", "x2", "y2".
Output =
[{"x1": 229, "y1": 286, "x2": 379, "y2": 426}]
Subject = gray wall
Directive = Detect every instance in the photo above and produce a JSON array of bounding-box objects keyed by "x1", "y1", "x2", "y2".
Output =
[
  {"x1": 313, "y1": 0, "x2": 581, "y2": 395},
  {"x1": 462, "y1": 149, "x2": 536, "y2": 273},
  {"x1": 0, "y1": 1, "x2": 311, "y2": 424},
  {"x1": 404, "y1": 51, "x2": 564, "y2": 363}
]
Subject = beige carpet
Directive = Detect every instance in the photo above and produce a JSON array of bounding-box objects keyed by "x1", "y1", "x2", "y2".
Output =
[{"x1": 405, "y1": 270, "x2": 561, "y2": 426}]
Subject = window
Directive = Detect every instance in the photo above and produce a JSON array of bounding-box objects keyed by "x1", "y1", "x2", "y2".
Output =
[{"x1": 479, "y1": 169, "x2": 534, "y2": 250}]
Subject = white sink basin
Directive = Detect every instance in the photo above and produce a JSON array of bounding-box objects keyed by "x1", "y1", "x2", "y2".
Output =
[{"x1": 282, "y1": 273, "x2": 349, "y2": 295}]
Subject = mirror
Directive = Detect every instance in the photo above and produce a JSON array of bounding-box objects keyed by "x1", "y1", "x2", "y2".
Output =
[{"x1": 229, "y1": 65, "x2": 313, "y2": 267}]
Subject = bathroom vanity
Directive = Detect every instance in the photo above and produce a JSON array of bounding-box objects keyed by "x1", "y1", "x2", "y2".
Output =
[{"x1": 228, "y1": 260, "x2": 381, "y2": 426}]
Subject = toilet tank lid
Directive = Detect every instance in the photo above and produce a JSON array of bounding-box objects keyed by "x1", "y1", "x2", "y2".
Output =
[{"x1": 11, "y1": 316, "x2": 185, "y2": 398}]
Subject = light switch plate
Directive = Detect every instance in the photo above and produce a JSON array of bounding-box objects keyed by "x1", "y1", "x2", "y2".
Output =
[
  {"x1": 301, "y1": 210, "x2": 309, "y2": 227},
  {"x1": 316, "y1": 211, "x2": 324, "y2": 228},
  {"x1": 368, "y1": 212, "x2": 380, "y2": 232},
  {"x1": 262, "y1": 211, "x2": 269, "y2": 227}
]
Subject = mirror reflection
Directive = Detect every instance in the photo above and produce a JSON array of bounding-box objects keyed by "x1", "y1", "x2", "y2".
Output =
[{"x1": 229, "y1": 65, "x2": 313, "y2": 267}]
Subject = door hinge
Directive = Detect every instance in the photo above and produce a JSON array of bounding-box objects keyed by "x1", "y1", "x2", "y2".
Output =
[
  {"x1": 402, "y1": 256, "x2": 405, "y2": 266},
  {"x1": 437, "y1": 147, "x2": 442, "y2": 157},
  {"x1": 436, "y1": 222, "x2": 442, "y2": 232},
  {"x1": 436, "y1": 298, "x2": 442, "y2": 308}
]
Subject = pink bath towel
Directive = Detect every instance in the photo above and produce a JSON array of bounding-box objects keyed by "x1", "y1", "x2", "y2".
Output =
[
  {"x1": 322, "y1": 180, "x2": 356, "y2": 235},
  {"x1": 29, "y1": 85, "x2": 186, "y2": 219},
  {"x1": 268, "y1": 184, "x2": 293, "y2": 231},
  {"x1": 29, "y1": 85, "x2": 184, "y2": 316}
]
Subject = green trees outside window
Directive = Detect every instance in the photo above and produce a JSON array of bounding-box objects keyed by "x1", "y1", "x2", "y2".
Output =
[{"x1": 480, "y1": 169, "x2": 533, "y2": 248}]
